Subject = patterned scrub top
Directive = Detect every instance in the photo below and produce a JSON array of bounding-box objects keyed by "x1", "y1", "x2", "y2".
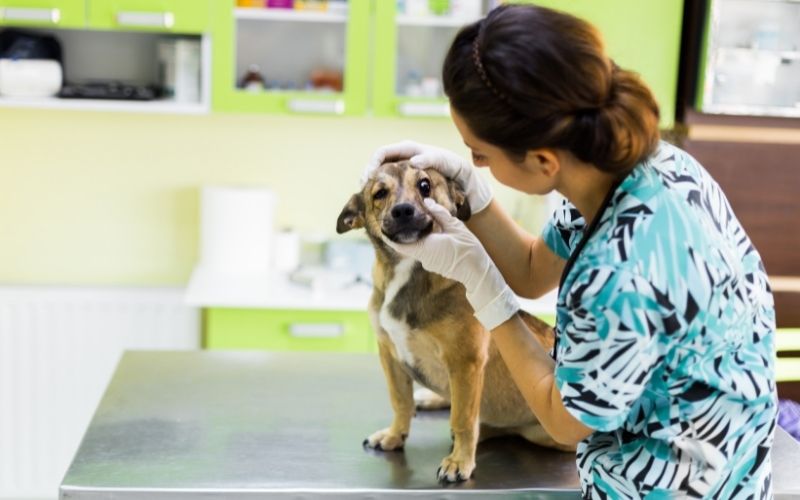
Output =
[{"x1": 541, "y1": 141, "x2": 777, "y2": 499}]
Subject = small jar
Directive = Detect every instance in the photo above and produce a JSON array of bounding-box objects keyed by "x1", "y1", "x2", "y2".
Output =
[{"x1": 240, "y1": 64, "x2": 265, "y2": 92}]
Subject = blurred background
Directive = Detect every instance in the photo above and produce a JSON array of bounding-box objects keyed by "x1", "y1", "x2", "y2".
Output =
[{"x1": 0, "y1": 0, "x2": 799, "y2": 497}]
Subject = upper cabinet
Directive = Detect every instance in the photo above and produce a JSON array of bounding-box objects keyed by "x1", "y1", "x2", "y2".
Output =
[
  {"x1": 87, "y1": 0, "x2": 210, "y2": 33},
  {"x1": 697, "y1": 0, "x2": 800, "y2": 118},
  {"x1": 0, "y1": 0, "x2": 210, "y2": 32},
  {"x1": 372, "y1": 0, "x2": 485, "y2": 118},
  {"x1": 0, "y1": 0, "x2": 684, "y2": 123},
  {"x1": 211, "y1": 0, "x2": 369, "y2": 116},
  {"x1": 0, "y1": 0, "x2": 210, "y2": 113},
  {"x1": 0, "y1": 0, "x2": 86, "y2": 28}
]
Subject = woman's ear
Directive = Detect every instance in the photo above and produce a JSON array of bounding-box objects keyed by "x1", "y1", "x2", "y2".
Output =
[{"x1": 524, "y1": 149, "x2": 561, "y2": 178}]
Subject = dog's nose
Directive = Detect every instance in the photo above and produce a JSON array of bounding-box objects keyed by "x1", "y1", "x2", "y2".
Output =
[{"x1": 391, "y1": 203, "x2": 415, "y2": 222}]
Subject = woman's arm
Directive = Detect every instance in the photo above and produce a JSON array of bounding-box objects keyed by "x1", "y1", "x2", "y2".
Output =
[
  {"x1": 492, "y1": 314, "x2": 594, "y2": 446},
  {"x1": 466, "y1": 199, "x2": 565, "y2": 299}
]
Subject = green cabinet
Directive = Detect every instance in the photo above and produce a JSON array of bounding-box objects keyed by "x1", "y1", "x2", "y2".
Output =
[
  {"x1": 0, "y1": 0, "x2": 86, "y2": 28},
  {"x1": 205, "y1": 308, "x2": 377, "y2": 353},
  {"x1": 88, "y1": 0, "x2": 209, "y2": 33},
  {"x1": 372, "y1": 0, "x2": 461, "y2": 118},
  {"x1": 0, "y1": 0, "x2": 684, "y2": 123},
  {"x1": 211, "y1": 0, "x2": 369, "y2": 116},
  {"x1": 373, "y1": 0, "x2": 683, "y2": 127}
]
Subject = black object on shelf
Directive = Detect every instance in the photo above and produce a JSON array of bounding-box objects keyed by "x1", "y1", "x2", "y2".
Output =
[
  {"x1": 58, "y1": 81, "x2": 161, "y2": 101},
  {"x1": 0, "y1": 28, "x2": 62, "y2": 61}
]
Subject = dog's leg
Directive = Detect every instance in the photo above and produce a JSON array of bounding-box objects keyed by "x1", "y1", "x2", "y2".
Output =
[
  {"x1": 437, "y1": 360, "x2": 483, "y2": 482},
  {"x1": 363, "y1": 336, "x2": 415, "y2": 452}
]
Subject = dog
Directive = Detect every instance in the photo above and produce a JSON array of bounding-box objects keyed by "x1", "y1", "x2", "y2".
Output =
[{"x1": 336, "y1": 161, "x2": 572, "y2": 483}]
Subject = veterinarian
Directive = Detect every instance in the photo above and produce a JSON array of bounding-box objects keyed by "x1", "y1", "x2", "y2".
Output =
[{"x1": 364, "y1": 4, "x2": 777, "y2": 499}]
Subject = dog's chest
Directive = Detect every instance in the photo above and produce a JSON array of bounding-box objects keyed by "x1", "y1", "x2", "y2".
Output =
[{"x1": 378, "y1": 258, "x2": 417, "y2": 366}]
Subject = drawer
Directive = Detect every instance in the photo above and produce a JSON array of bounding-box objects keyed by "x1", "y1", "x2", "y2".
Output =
[
  {"x1": 0, "y1": 0, "x2": 85, "y2": 28},
  {"x1": 88, "y1": 0, "x2": 209, "y2": 33},
  {"x1": 777, "y1": 328, "x2": 800, "y2": 383},
  {"x1": 205, "y1": 308, "x2": 376, "y2": 354}
]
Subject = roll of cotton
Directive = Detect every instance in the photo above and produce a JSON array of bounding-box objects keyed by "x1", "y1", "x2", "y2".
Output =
[{"x1": 199, "y1": 186, "x2": 277, "y2": 274}]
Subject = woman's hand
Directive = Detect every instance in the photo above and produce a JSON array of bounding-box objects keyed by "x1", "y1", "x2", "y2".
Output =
[
  {"x1": 383, "y1": 198, "x2": 519, "y2": 330},
  {"x1": 362, "y1": 140, "x2": 494, "y2": 214}
]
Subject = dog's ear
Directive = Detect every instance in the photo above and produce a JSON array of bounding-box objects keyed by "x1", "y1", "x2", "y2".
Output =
[
  {"x1": 336, "y1": 193, "x2": 365, "y2": 234},
  {"x1": 448, "y1": 181, "x2": 472, "y2": 222}
]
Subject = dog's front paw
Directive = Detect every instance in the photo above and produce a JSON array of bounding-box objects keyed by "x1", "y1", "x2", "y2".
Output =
[
  {"x1": 362, "y1": 428, "x2": 407, "y2": 451},
  {"x1": 436, "y1": 454, "x2": 475, "y2": 483}
]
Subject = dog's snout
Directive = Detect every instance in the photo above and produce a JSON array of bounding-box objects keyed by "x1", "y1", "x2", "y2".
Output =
[{"x1": 391, "y1": 203, "x2": 416, "y2": 222}]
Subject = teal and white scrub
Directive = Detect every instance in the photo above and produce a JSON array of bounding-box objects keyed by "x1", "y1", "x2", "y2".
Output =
[{"x1": 542, "y1": 141, "x2": 777, "y2": 499}]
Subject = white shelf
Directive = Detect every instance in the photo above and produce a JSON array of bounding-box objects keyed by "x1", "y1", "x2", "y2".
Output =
[
  {"x1": 184, "y1": 267, "x2": 558, "y2": 315},
  {"x1": 396, "y1": 14, "x2": 477, "y2": 27},
  {"x1": 234, "y1": 7, "x2": 347, "y2": 23},
  {"x1": 0, "y1": 96, "x2": 209, "y2": 114},
  {"x1": 717, "y1": 46, "x2": 800, "y2": 61}
]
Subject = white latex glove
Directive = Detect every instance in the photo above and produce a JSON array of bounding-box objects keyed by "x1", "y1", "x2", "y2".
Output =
[
  {"x1": 361, "y1": 140, "x2": 493, "y2": 214},
  {"x1": 384, "y1": 198, "x2": 519, "y2": 331}
]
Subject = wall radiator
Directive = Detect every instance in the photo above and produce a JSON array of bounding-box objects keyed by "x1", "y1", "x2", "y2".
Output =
[{"x1": 0, "y1": 286, "x2": 200, "y2": 499}]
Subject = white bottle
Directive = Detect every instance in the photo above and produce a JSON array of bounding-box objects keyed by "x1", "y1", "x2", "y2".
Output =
[{"x1": 450, "y1": 0, "x2": 482, "y2": 20}]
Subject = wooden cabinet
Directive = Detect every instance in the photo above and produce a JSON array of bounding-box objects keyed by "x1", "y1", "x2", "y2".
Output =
[{"x1": 682, "y1": 123, "x2": 800, "y2": 328}]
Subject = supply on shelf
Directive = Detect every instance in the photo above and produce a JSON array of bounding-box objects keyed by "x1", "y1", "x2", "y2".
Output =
[{"x1": 240, "y1": 64, "x2": 266, "y2": 91}]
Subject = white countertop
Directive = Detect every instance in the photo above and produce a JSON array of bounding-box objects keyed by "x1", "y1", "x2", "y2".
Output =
[{"x1": 185, "y1": 266, "x2": 558, "y2": 315}]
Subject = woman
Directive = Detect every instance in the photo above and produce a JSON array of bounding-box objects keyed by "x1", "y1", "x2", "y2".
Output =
[{"x1": 364, "y1": 4, "x2": 777, "y2": 499}]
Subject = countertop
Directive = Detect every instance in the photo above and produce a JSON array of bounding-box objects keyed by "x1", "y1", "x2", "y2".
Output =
[
  {"x1": 184, "y1": 268, "x2": 558, "y2": 314},
  {"x1": 60, "y1": 351, "x2": 800, "y2": 499}
]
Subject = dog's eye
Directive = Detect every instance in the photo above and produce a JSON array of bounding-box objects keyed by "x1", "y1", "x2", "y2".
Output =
[
  {"x1": 373, "y1": 188, "x2": 388, "y2": 200},
  {"x1": 418, "y1": 179, "x2": 431, "y2": 197}
]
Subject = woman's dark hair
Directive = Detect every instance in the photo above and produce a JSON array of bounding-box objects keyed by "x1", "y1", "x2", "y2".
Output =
[{"x1": 443, "y1": 4, "x2": 660, "y2": 175}]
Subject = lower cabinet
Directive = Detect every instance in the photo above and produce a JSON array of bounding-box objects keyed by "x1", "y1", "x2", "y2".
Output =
[
  {"x1": 205, "y1": 308, "x2": 376, "y2": 353},
  {"x1": 204, "y1": 308, "x2": 557, "y2": 354}
]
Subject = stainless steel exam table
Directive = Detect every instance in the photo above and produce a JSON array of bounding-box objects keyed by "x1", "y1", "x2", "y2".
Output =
[{"x1": 60, "y1": 351, "x2": 800, "y2": 499}]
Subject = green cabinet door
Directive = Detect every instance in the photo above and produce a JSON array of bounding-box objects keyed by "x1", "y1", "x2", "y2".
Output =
[
  {"x1": 0, "y1": 0, "x2": 85, "y2": 28},
  {"x1": 88, "y1": 0, "x2": 209, "y2": 33},
  {"x1": 205, "y1": 308, "x2": 377, "y2": 354},
  {"x1": 211, "y1": 0, "x2": 369, "y2": 116},
  {"x1": 372, "y1": 0, "x2": 459, "y2": 119}
]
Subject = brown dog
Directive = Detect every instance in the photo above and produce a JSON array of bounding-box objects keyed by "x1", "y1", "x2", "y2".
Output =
[{"x1": 337, "y1": 161, "x2": 571, "y2": 483}]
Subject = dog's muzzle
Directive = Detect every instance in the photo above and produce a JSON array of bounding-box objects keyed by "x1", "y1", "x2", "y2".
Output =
[{"x1": 382, "y1": 202, "x2": 434, "y2": 243}]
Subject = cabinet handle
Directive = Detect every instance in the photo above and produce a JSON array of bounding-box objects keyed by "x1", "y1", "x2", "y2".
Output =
[
  {"x1": 0, "y1": 7, "x2": 61, "y2": 24},
  {"x1": 116, "y1": 11, "x2": 175, "y2": 29},
  {"x1": 397, "y1": 101, "x2": 450, "y2": 117},
  {"x1": 288, "y1": 323, "x2": 344, "y2": 338},
  {"x1": 287, "y1": 98, "x2": 345, "y2": 115}
]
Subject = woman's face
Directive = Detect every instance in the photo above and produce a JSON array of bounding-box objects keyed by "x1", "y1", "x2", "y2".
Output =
[{"x1": 450, "y1": 109, "x2": 558, "y2": 195}]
